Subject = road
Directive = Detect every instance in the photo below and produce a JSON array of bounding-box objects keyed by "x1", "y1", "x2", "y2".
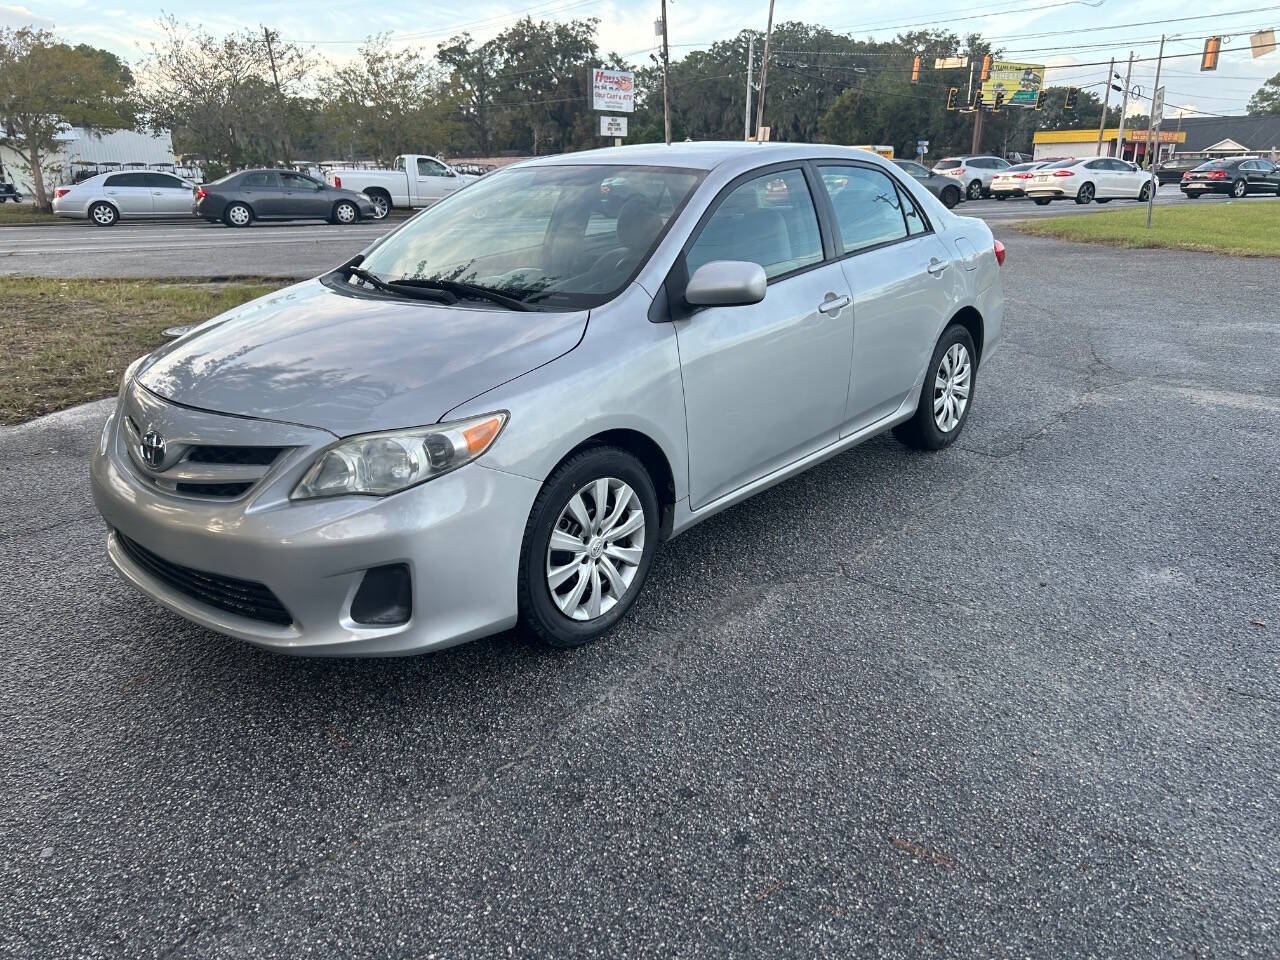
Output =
[
  {"x1": 2, "y1": 229, "x2": 1278, "y2": 957},
  {"x1": 2, "y1": 185, "x2": 1273, "y2": 279}
]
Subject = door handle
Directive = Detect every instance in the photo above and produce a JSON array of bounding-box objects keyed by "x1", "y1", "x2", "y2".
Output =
[
  {"x1": 817, "y1": 294, "x2": 850, "y2": 316},
  {"x1": 927, "y1": 258, "x2": 948, "y2": 276}
]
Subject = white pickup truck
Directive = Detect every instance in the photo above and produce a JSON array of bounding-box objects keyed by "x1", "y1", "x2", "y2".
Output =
[{"x1": 323, "y1": 155, "x2": 479, "y2": 218}]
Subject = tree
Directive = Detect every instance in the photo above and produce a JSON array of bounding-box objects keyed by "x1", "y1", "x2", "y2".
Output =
[
  {"x1": 0, "y1": 28, "x2": 136, "y2": 209},
  {"x1": 437, "y1": 34, "x2": 500, "y2": 156},
  {"x1": 139, "y1": 16, "x2": 310, "y2": 170},
  {"x1": 1248, "y1": 72, "x2": 1280, "y2": 115}
]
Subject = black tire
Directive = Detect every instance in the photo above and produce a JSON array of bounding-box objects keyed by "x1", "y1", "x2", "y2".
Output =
[
  {"x1": 966, "y1": 179, "x2": 983, "y2": 201},
  {"x1": 1095, "y1": 198, "x2": 1111, "y2": 204},
  {"x1": 941, "y1": 186, "x2": 961, "y2": 209},
  {"x1": 1033, "y1": 198, "x2": 1052, "y2": 206},
  {"x1": 89, "y1": 201, "x2": 118, "y2": 226},
  {"x1": 1075, "y1": 182, "x2": 1095, "y2": 205},
  {"x1": 517, "y1": 446, "x2": 660, "y2": 648},
  {"x1": 331, "y1": 200, "x2": 359, "y2": 225},
  {"x1": 1138, "y1": 182, "x2": 1152, "y2": 202},
  {"x1": 363, "y1": 189, "x2": 391, "y2": 219},
  {"x1": 1231, "y1": 179, "x2": 1247, "y2": 199},
  {"x1": 1184, "y1": 192, "x2": 1202, "y2": 199},
  {"x1": 223, "y1": 202, "x2": 252, "y2": 227},
  {"x1": 995, "y1": 193, "x2": 1007, "y2": 201},
  {"x1": 894, "y1": 324, "x2": 978, "y2": 452}
]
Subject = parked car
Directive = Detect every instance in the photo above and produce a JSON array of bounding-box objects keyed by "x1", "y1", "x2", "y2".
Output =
[
  {"x1": 1154, "y1": 155, "x2": 1204, "y2": 184},
  {"x1": 1181, "y1": 157, "x2": 1280, "y2": 198},
  {"x1": 1024, "y1": 157, "x2": 1156, "y2": 205},
  {"x1": 323, "y1": 154, "x2": 479, "y2": 217},
  {"x1": 193, "y1": 169, "x2": 379, "y2": 227},
  {"x1": 932, "y1": 155, "x2": 1012, "y2": 200},
  {"x1": 892, "y1": 158, "x2": 964, "y2": 208},
  {"x1": 91, "y1": 142, "x2": 1004, "y2": 655},
  {"x1": 988, "y1": 161, "x2": 1051, "y2": 199},
  {"x1": 51, "y1": 171, "x2": 196, "y2": 226},
  {"x1": 0, "y1": 181, "x2": 20, "y2": 203}
]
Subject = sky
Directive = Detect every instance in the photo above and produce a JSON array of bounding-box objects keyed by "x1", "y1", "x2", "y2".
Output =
[{"x1": 4, "y1": 0, "x2": 1279, "y2": 118}]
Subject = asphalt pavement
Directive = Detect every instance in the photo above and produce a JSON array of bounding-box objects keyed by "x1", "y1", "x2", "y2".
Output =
[
  {"x1": 2, "y1": 228, "x2": 1278, "y2": 957},
  {"x1": 3, "y1": 185, "x2": 1273, "y2": 279}
]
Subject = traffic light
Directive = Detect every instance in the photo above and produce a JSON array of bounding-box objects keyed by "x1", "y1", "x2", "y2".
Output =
[
  {"x1": 1064, "y1": 87, "x2": 1078, "y2": 110},
  {"x1": 1033, "y1": 88, "x2": 1045, "y2": 111},
  {"x1": 980, "y1": 55, "x2": 992, "y2": 81},
  {"x1": 973, "y1": 90, "x2": 985, "y2": 111},
  {"x1": 946, "y1": 86, "x2": 959, "y2": 111},
  {"x1": 993, "y1": 90, "x2": 1005, "y2": 112},
  {"x1": 911, "y1": 55, "x2": 921, "y2": 83},
  {"x1": 1201, "y1": 36, "x2": 1221, "y2": 71}
]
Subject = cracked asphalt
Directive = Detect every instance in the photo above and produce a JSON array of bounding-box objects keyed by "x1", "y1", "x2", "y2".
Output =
[{"x1": 2, "y1": 229, "x2": 1278, "y2": 957}]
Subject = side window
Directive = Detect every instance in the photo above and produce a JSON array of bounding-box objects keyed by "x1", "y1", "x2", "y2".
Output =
[
  {"x1": 993, "y1": 158, "x2": 1011, "y2": 169},
  {"x1": 417, "y1": 158, "x2": 448, "y2": 177},
  {"x1": 819, "y1": 165, "x2": 909, "y2": 254},
  {"x1": 685, "y1": 168, "x2": 823, "y2": 281},
  {"x1": 241, "y1": 171, "x2": 277, "y2": 188},
  {"x1": 281, "y1": 173, "x2": 321, "y2": 191},
  {"x1": 898, "y1": 184, "x2": 928, "y2": 236},
  {"x1": 106, "y1": 173, "x2": 147, "y2": 187},
  {"x1": 143, "y1": 173, "x2": 181, "y2": 189}
]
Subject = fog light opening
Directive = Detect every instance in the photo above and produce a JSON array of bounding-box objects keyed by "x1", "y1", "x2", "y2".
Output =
[{"x1": 350, "y1": 563, "x2": 412, "y2": 626}]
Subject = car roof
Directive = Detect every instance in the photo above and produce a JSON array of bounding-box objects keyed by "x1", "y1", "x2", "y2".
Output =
[{"x1": 515, "y1": 141, "x2": 901, "y2": 172}]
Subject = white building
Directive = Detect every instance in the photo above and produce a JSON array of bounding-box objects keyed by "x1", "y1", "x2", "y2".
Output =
[{"x1": 1, "y1": 127, "x2": 178, "y2": 198}]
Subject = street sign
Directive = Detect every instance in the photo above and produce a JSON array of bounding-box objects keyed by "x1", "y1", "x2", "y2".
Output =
[
  {"x1": 1151, "y1": 86, "x2": 1166, "y2": 126},
  {"x1": 755, "y1": 126, "x2": 771, "y2": 142},
  {"x1": 916, "y1": 139, "x2": 929, "y2": 156},
  {"x1": 591, "y1": 68, "x2": 635, "y2": 113},
  {"x1": 599, "y1": 115, "x2": 628, "y2": 138},
  {"x1": 934, "y1": 56, "x2": 969, "y2": 70}
]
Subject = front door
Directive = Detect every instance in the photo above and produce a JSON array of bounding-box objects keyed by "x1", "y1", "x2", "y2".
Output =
[
  {"x1": 816, "y1": 163, "x2": 956, "y2": 433},
  {"x1": 415, "y1": 157, "x2": 459, "y2": 205},
  {"x1": 674, "y1": 166, "x2": 854, "y2": 509},
  {"x1": 279, "y1": 173, "x2": 331, "y2": 218},
  {"x1": 102, "y1": 173, "x2": 153, "y2": 217},
  {"x1": 146, "y1": 173, "x2": 193, "y2": 216}
]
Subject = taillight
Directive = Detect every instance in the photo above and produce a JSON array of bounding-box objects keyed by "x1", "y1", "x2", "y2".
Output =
[
  {"x1": 333, "y1": 175, "x2": 342, "y2": 188},
  {"x1": 948, "y1": 168, "x2": 964, "y2": 177},
  {"x1": 1181, "y1": 172, "x2": 1190, "y2": 180},
  {"x1": 54, "y1": 188, "x2": 70, "y2": 198},
  {"x1": 194, "y1": 188, "x2": 208, "y2": 199},
  {"x1": 1210, "y1": 171, "x2": 1227, "y2": 179},
  {"x1": 1052, "y1": 170, "x2": 1076, "y2": 177},
  {"x1": 993, "y1": 239, "x2": 1006, "y2": 267},
  {"x1": 1013, "y1": 173, "x2": 1032, "y2": 179}
]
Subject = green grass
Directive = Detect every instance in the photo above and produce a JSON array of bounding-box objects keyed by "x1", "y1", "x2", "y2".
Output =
[
  {"x1": 1014, "y1": 202, "x2": 1280, "y2": 257},
  {"x1": 0, "y1": 277, "x2": 287, "y2": 424},
  {"x1": 0, "y1": 203, "x2": 61, "y2": 225}
]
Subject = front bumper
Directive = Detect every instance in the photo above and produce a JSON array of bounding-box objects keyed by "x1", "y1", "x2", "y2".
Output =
[{"x1": 90, "y1": 391, "x2": 542, "y2": 656}]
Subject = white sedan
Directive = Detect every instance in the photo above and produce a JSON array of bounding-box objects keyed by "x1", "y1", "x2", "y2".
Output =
[{"x1": 1024, "y1": 157, "x2": 1156, "y2": 206}]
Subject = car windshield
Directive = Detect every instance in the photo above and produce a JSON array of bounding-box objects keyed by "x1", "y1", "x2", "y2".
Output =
[
  {"x1": 1044, "y1": 159, "x2": 1080, "y2": 169},
  {"x1": 1006, "y1": 163, "x2": 1039, "y2": 172},
  {"x1": 933, "y1": 160, "x2": 963, "y2": 170},
  {"x1": 357, "y1": 164, "x2": 704, "y2": 310}
]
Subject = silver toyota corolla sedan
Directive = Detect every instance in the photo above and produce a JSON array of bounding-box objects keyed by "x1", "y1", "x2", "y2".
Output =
[{"x1": 91, "y1": 142, "x2": 1005, "y2": 656}]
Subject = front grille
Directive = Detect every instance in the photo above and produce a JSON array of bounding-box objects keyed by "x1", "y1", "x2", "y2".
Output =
[
  {"x1": 116, "y1": 532, "x2": 293, "y2": 626},
  {"x1": 186, "y1": 445, "x2": 284, "y2": 466},
  {"x1": 175, "y1": 481, "x2": 253, "y2": 497}
]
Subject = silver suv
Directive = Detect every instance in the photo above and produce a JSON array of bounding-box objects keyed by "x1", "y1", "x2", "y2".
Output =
[
  {"x1": 91, "y1": 142, "x2": 1006, "y2": 655},
  {"x1": 932, "y1": 155, "x2": 1012, "y2": 200}
]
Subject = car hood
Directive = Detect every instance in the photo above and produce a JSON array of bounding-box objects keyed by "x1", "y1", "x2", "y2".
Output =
[{"x1": 137, "y1": 279, "x2": 587, "y2": 436}]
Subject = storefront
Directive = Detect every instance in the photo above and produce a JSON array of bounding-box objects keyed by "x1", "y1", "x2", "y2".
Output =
[{"x1": 1032, "y1": 128, "x2": 1187, "y2": 164}]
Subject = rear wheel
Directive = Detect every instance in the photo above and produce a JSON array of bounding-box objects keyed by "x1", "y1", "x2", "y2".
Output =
[
  {"x1": 224, "y1": 202, "x2": 252, "y2": 227},
  {"x1": 331, "y1": 200, "x2": 359, "y2": 224},
  {"x1": 941, "y1": 186, "x2": 961, "y2": 209},
  {"x1": 518, "y1": 446, "x2": 660, "y2": 648},
  {"x1": 994, "y1": 193, "x2": 1007, "y2": 201},
  {"x1": 1034, "y1": 198, "x2": 1052, "y2": 206},
  {"x1": 1185, "y1": 191, "x2": 1202, "y2": 199},
  {"x1": 1075, "y1": 182, "x2": 1095, "y2": 204},
  {"x1": 1231, "y1": 179, "x2": 1248, "y2": 199},
  {"x1": 966, "y1": 179, "x2": 983, "y2": 200},
  {"x1": 894, "y1": 324, "x2": 977, "y2": 451},
  {"x1": 89, "y1": 201, "x2": 118, "y2": 226}
]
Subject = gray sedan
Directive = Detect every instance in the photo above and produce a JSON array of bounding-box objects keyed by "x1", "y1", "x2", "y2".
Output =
[
  {"x1": 193, "y1": 169, "x2": 380, "y2": 226},
  {"x1": 893, "y1": 159, "x2": 965, "y2": 208},
  {"x1": 91, "y1": 142, "x2": 1005, "y2": 655}
]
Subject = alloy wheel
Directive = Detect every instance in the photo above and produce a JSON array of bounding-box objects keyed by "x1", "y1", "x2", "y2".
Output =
[
  {"x1": 367, "y1": 195, "x2": 389, "y2": 219},
  {"x1": 933, "y1": 343, "x2": 972, "y2": 433},
  {"x1": 545, "y1": 477, "x2": 645, "y2": 621},
  {"x1": 967, "y1": 179, "x2": 983, "y2": 200},
  {"x1": 1232, "y1": 179, "x2": 1247, "y2": 198},
  {"x1": 91, "y1": 204, "x2": 116, "y2": 226}
]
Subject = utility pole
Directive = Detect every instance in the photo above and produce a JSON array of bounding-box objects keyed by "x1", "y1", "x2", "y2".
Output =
[
  {"x1": 744, "y1": 35, "x2": 755, "y2": 140},
  {"x1": 1096, "y1": 57, "x2": 1115, "y2": 156},
  {"x1": 1143, "y1": 34, "x2": 1166, "y2": 170},
  {"x1": 967, "y1": 60, "x2": 982, "y2": 155},
  {"x1": 660, "y1": 0, "x2": 672, "y2": 145},
  {"x1": 262, "y1": 27, "x2": 290, "y2": 165},
  {"x1": 754, "y1": 0, "x2": 776, "y2": 139},
  {"x1": 1115, "y1": 51, "x2": 1134, "y2": 161}
]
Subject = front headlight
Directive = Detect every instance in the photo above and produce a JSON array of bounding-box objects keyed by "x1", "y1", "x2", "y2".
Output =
[{"x1": 291, "y1": 412, "x2": 507, "y2": 500}]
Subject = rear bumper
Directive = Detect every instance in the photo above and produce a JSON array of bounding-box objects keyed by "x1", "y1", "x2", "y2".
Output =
[
  {"x1": 989, "y1": 184, "x2": 1025, "y2": 196},
  {"x1": 1180, "y1": 182, "x2": 1230, "y2": 195}
]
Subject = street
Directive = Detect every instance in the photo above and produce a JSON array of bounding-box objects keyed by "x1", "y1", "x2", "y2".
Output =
[
  {"x1": 3, "y1": 185, "x2": 1272, "y2": 278},
  {"x1": 3, "y1": 228, "x2": 1277, "y2": 957}
]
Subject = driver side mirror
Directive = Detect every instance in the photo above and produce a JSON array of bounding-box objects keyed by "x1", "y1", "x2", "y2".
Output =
[{"x1": 685, "y1": 260, "x2": 767, "y2": 308}]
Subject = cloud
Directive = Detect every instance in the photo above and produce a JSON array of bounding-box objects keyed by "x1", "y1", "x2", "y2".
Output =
[{"x1": 0, "y1": 4, "x2": 56, "y2": 29}]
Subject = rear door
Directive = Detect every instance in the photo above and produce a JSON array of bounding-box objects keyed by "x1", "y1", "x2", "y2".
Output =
[
  {"x1": 145, "y1": 173, "x2": 193, "y2": 216},
  {"x1": 673, "y1": 165, "x2": 855, "y2": 509},
  {"x1": 816, "y1": 162, "x2": 955, "y2": 433},
  {"x1": 239, "y1": 171, "x2": 283, "y2": 216},
  {"x1": 102, "y1": 173, "x2": 153, "y2": 217}
]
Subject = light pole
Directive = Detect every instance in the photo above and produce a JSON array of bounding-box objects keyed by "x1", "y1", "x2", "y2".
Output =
[
  {"x1": 660, "y1": 0, "x2": 671, "y2": 145},
  {"x1": 744, "y1": 35, "x2": 755, "y2": 140},
  {"x1": 753, "y1": 0, "x2": 776, "y2": 138}
]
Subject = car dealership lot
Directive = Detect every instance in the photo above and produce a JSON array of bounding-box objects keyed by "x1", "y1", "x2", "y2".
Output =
[
  {"x1": 3, "y1": 185, "x2": 1272, "y2": 279},
  {"x1": 2, "y1": 230, "x2": 1277, "y2": 957}
]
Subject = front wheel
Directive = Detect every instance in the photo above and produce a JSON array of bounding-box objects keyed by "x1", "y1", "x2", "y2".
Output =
[
  {"x1": 331, "y1": 200, "x2": 359, "y2": 224},
  {"x1": 994, "y1": 193, "x2": 1007, "y2": 201},
  {"x1": 894, "y1": 324, "x2": 977, "y2": 451},
  {"x1": 941, "y1": 186, "x2": 961, "y2": 209},
  {"x1": 1033, "y1": 198, "x2": 1052, "y2": 206},
  {"x1": 1231, "y1": 179, "x2": 1248, "y2": 199},
  {"x1": 1138, "y1": 182, "x2": 1152, "y2": 202},
  {"x1": 518, "y1": 446, "x2": 660, "y2": 648},
  {"x1": 966, "y1": 179, "x2": 983, "y2": 201}
]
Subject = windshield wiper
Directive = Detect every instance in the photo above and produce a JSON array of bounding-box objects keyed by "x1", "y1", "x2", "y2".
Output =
[
  {"x1": 390, "y1": 277, "x2": 534, "y2": 312},
  {"x1": 337, "y1": 260, "x2": 456, "y2": 304}
]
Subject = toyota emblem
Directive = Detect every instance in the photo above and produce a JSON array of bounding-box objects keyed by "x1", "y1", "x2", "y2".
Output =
[{"x1": 140, "y1": 431, "x2": 166, "y2": 469}]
